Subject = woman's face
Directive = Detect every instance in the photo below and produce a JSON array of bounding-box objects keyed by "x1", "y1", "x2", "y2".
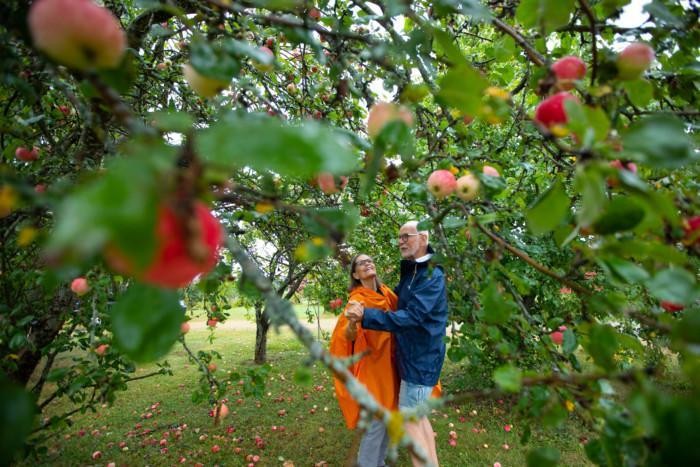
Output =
[{"x1": 352, "y1": 255, "x2": 376, "y2": 281}]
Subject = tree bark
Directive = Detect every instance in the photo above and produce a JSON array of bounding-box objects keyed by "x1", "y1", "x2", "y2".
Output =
[{"x1": 253, "y1": 302, "x2": 270, "y2": 364}]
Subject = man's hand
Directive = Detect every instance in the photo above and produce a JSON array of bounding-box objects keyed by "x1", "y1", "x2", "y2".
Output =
[{"x1": 345, "y1": 300, "x2": 364, "y2": 322}]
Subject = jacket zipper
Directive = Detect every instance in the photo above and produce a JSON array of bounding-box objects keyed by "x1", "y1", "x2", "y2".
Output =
[{"x1": 408, "y1": 263, "x2": 418, "y2": 289}]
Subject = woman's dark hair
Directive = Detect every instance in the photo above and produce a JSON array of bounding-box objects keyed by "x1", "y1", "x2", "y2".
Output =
[{"x1": 348, "y1": 253, "x2": 383, "y2": 291}]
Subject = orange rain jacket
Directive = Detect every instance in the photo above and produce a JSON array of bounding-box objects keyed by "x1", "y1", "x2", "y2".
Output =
[{"x1": 330, "y1": 284, "x2": 441, "y2": 429}]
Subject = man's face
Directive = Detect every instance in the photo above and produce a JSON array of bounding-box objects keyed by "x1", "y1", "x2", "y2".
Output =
[{"x1": 398, "y1": 225, "x2": 426, "y2": 260}]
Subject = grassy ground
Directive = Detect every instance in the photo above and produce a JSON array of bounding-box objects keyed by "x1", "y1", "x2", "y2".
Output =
[{"x1": 25, "y1": 319, "x2": 593, "y2": 467}]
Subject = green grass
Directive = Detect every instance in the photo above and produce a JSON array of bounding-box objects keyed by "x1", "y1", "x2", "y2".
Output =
[{"x1": 25, "y1": 321, "x2": 593, "y2": 466}]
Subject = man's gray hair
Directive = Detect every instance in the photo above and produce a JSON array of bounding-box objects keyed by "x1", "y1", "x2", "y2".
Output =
[{"x1": 403, "y1": 220, "x2": 430, "y2": 243}]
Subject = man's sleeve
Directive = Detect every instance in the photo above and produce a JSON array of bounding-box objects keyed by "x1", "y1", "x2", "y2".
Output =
[{"x1": 362, "y1": 270, "x2": 445, "y2": 332}]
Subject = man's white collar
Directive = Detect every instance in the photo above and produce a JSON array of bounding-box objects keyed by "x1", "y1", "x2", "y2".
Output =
[{"x1": 415, "y1": 253, "x2": 432, "y2": 263}]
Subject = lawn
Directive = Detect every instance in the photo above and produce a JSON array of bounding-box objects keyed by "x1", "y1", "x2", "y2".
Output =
[{"x1": 24, "y1": 318, "x2": 593, "y2": 466}]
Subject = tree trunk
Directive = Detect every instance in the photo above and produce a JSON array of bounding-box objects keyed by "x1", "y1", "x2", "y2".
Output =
[{"x1": 254, "y1": 302, "x2": 270, "y2": 364}]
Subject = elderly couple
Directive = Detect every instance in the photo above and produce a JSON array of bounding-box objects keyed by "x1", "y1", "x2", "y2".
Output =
[{"x1": 329, "y1": 221, "x2": 448, "y2": 466}]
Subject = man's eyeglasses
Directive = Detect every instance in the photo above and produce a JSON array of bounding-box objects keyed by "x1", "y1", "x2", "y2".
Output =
[
  {"x1": 355, "y1": 258, "x2": 374, "y2": 267},
  {"x1": 398, "y1": 233, "x2": 421, "y2": 243}
]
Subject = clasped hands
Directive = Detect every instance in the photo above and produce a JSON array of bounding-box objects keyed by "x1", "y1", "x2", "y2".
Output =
[{"x1": 345, "y1": 300, "x2": 364, "y2": 322}]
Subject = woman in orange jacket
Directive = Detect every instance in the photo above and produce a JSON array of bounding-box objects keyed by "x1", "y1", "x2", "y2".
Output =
[
  {"x1": 330, "y1": 253, "x2": 398, "y2": 466},
  {"x1": 330, "y1": 254, "x2": 441, "y2": 466}
]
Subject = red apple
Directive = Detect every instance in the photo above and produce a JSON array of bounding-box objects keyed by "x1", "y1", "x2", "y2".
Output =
[
  {"x1": 29, "y1": 0, "x2": 126, "y2": 70},
  {"x1": 91, "y1": 451, "x2": 102, "y2": 460},
  {"x1": 660, "y1": 301, "x2": 684, "y2": 313},
  {"x1": 208, "y1": 363, "x2": 217, "y2": 372},
  {"x1": 95, "y1": 344, "x2": 109, "y2": 356},
  {"x1": 70, "y1": 277, "x2": 90, "y2": 295},
  {"x1": 105, "y1": 201, "x2": 223, "y2": 288},
  {"x1": 550, "y1": 330, "x2": 564, "y2": 345},
  {"x1": 534, "y1": 92, "x2": 578, "y2": 129},
  {"x1": 426, "y1": 170, "x2": 457, "y2": 199},
  {"x1": 482, "y1": 165, "x2": 500, "y2": 177},
  {"x1": 367, "y1": 102, "x2": 414, "y2": 139},
  {"x1": 15, "y1": 146, "x2": 40, "y2": 162},
  {"x1": 617, "y1": 43, "x2": 655, "y2": 80},
  {"x1": 308, "y1": 7, "x2": 321, "y2": 20},
  {"x1": 183, "y1": 64, "x2": 230, "y2": 98},
  {"x1": 455, "y1": 172, "x2": 480, "y2": 201},
  {"x1": 551, "y1": 56, "x2": 586, "y2": 89},
  {"x1": 682, "y1": 215, "x2": 700, "y2": 245},
  {"x1": 207, "y1": 318, "x2": 219, "y2": 328},
  {"x1": 219, "y1": 403, "x2": 229, "y2": 419},
  {"x1": 34, "y1": 184, "x2": 47, "y2": 194},
  {"x1": 211, "y1": 444, "x2": 221, "y2": 453},
  {"x1": 180, "y1": 321, "x2": 191, "y2": 334},
  {"x1": 316, "y1": 172, "x2": 341, "y2": 194}
]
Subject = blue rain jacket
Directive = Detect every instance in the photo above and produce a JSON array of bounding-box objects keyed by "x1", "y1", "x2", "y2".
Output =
[{"x1": 361, "y1": 250, "x2": 448, "y2": 386}]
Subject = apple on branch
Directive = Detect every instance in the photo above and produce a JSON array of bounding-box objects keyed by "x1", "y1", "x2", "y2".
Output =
[
  {"x1": 367, "y1": 102, "x2": 414, "y2": 139},
  {"x1": 534, "y1": 92, "x2": 579, "y2": 134},
  {"x1": 183, "y1": 64, "x2": 231, "y2": 98},
  {"x1": 71, "y1": 277, "x2": 90, "y2": 296},
  {"x1": 617, "y1": 43, "x2": 655, "y2": 80},
  {"x1": 456, "y1": 172, "x2": 480, "y2": 201},
  {"x1": 427, "y1": 170, "x2": 457, "y2": 200},
  {"x1": 551, "y1": 56, "x2": 586, "y2": 90},
  {"x1": 105, "y1": 201, "x2": 223, "y2": 288},
  {"x1": 15, "y1": 146, "x2": 40, "y2": 162},
  {"x1": 29, "y1": 0, "x2": 126, "y2": 71}
]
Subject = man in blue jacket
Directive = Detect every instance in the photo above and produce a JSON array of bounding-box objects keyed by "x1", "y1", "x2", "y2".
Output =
[{"x1": 346, "y1": 220, "x2": 447, "y2": 466}]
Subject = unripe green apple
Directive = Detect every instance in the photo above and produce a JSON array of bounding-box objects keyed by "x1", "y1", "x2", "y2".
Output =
[
  {"x1": 456, "y1": 172, "x2": 480, "y2": 201},
  {"x1": 183, "y1": 64, "x2": 230, "y2": 98},
  {"x1": 28, "y1": 0, "x2": 126, "y2": 70}
]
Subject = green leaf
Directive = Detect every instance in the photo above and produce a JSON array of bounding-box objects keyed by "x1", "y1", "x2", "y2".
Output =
[
  {"x1": 49, "y1": 142, "x2": 175, "y2": 267},
  {"x1": 622, "y1": 115, "x2": 697, "y2": 168},
  {"x1": 190, "y1": 37, "x2": 241, "y2": 81},
  {"x1": 479, "y1": 281, "x2": 517, "y2": 325},
  {"x1": 516, "y1": 0, "x2": 576, "y2": 33},
  {"x1": 526, "y1": 179, "x2": 570, "y2": 235},
  {"x1": 562, "y1": 329, "x2": 578, "y2": 354},
  {"x1": 646, "y1": 267, "x2": 698, "y2": 305},
  {"x1": 574, "y1": 165, "x2": 607, "y2": 227},
  {"x1": 600, "y1": 257, "x2": 650, "y2": 284},
  {"x1": 493, "y1": 364, "x2": 522, "y2": 392},
  {"x1": 436, "y1": 65, "x2": 488, "y2": 116},
  {"x1": 433, "y1": 0, "x2": 493, "y2": 21},
  {"x1": 0, "y1": 377, "x2": 35, "y2": 463},
  {"x1": 432, "y1": 29, "x2": 468, "y2": 66},
  {"x1": 565, "y1": 101, "x2": 610, "y2": 146},
  {"x1": 585, "y1": 324, "x2": 619, "y2": 371},
  {"x1": 111, "y1": 284, "x2": 185, "y2": 362},
  {"x1": 644, "y1": 0, "x2": 684, "y2": 27},
  {"x1": 196, "y1": 114, "x2": 358, "y2": 177},
  {"x1": 149, "y1": 111, "x2": 194, "y2": 133},
  {"x1": 623, "y1": 79, "x2": 654, "y2": 107},
  {"x1": 527, "y1": 446, "x2": 561, "y2": 467},
  {"x1": 592, "y1": 196, "x2": 646, "y2": 234},
  {"x1": 302, "y1": 204, "x2": 360, "y2": 238}
]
